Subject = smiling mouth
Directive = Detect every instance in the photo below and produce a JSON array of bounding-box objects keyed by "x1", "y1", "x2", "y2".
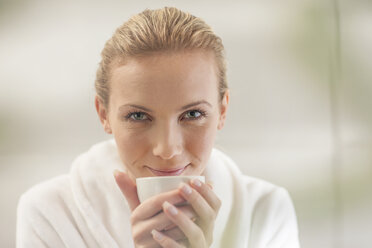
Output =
[{"x1": 146, "y1": 164, "x2": 189, "y2": 176}]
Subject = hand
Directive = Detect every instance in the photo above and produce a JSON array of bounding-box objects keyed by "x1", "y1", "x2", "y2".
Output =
[
  {"x1": 114, "y1": 170, "x2": 197, "y2": 247},
  {"x1": 151, "y1": 179, "x2": 221, "y2": 248}
]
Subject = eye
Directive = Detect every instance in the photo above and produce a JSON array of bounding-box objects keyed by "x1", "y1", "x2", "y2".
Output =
[
  {"x1": 126, "y1": 111, "x2": 149, "y2": 121},
  {"x1": 183, "y1": 109, "x2": 206, "y2": 120}
]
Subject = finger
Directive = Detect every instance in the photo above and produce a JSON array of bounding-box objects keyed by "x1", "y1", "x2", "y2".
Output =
[
  {"x1": 134, "y1": 227, "x2": 186, "y2": 247},
  {"x1": 206, "y1": 181, "x2": 214, "y2": 189},
  {"x1": 132, "y1": 205, "x2": 196, "y2": 242},
  {"x1": 131, "y1": 189, "x2": 186, "y2": 223},
  {"x1": 152, "y1": 229, "x2": 185, "y2": 248},
  {"x1": 179, "y1": 183, "x2": 214, "y2": 221},
  {"x1": 162, "y1": 201, "x2": 206, "y2": 247},
  {"x1": 163, "y1": 227, "x2": 185, "y2": 241},
  {"x1": 113, "y1": 170, "x2": 140, "y2": 211},
  {"x1": 178, "y1": 239, "x2": 190, "y2": 247},
  {"x1": 190, "y1": 179, "x2": 221, "y2": 213},
  {"x1": 163, "y1": 216, "x2": 197, "y2": 231},
  {"x1": 178, "y1": 182, "x2": 216, "y2": 238},
  {"x1": 162, "y1": 205, "x2": 196, "y2": 231}
]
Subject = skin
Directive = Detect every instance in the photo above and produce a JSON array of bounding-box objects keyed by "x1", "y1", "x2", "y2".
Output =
[{"x1": 95, "y1": 50, "x2": 229, "y2": 247}]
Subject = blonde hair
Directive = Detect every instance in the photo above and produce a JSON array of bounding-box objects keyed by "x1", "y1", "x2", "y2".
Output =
[{"x1": 95, "y1": 7, "x2": 227, "y2": 108}]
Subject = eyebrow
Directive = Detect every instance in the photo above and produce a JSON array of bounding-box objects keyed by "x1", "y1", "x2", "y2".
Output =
[
  {"x1": 118, "y1": 100, "x2": 212, "y2": 113},
  {"x1": 118, "y1": 104, "x2": 152, "y2": 112},
  {"x1": 179, "y1": 100, "x2": 212, "y2": 111}
]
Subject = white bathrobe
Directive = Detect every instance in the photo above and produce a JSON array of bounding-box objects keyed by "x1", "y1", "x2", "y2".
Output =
[{"x1": 16, "y1": 139, "x2": 300, "y2": 248}]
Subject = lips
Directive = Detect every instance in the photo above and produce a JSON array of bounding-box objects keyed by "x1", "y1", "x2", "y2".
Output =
[{"x1": 146, "y1": 164, "x2": 189, "y2": 176}]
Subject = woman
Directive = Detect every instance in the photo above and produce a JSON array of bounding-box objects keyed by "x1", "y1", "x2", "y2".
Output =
[{"x1": 17, "y1": 7, "x2": 300, "y2": 248}]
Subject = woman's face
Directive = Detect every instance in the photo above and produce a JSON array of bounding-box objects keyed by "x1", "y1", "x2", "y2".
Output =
[{"x1": 96, "y1": 50, "x2": 228, "y2": 180}]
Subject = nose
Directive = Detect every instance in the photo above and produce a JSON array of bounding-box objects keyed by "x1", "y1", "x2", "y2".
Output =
[{"x1": 152, "y1": 121, "x2": 183, "y2": 160}]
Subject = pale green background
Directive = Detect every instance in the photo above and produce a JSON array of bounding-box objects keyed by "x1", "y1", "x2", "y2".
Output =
[{"x1": 0, "y1": 0, "x2": 371, "y2": 247}]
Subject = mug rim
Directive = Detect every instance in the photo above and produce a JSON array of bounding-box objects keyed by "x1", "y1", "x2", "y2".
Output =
[{"x1": 136, "y1": 175, "x2": 205, "y2": 182}]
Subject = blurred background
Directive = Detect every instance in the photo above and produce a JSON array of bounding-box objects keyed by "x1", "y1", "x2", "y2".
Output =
[{"x1": 0, "y1": 0, "x2": 371, "y2": 247}]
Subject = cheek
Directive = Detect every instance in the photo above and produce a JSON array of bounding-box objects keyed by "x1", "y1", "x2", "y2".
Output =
[
  {"x1": 184, "y1": 122, "x2": 218, "y2": 162},
  {"x1": 113, "y1": 128, "x2": 150, "y2": 166}
]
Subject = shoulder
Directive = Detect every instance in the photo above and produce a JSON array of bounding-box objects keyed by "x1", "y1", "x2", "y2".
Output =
[
  {"x1": 18, "y1": 174, "x2": 71, "y2": 218},
  {"x1": 243, "y1": 175, "x2": 291, "y2": 203},
  {"x1": 212, "y1": 147, "x2": 294, "y2": 209},
  {"x1": 210, "y1": 148, "x2": 300, "y2": 246},
  {"x1": 18, "y1": 139, "x2": 118, "y2": 219},
  {"x1": 245, "y1": 177, "x2": 300, "y2": 246},
  {"x1": 16, "y1": 175, "x2": 73, "y2": 247},
  {"x1": 241, "y1": 177, "x2": 300, "y2": 247},
  {"x1": 242, "y1": 175, "x2": 296, "y2": 221}
]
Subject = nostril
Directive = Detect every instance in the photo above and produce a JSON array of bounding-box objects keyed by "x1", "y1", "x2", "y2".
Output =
[
  {"x1": 153, "y1": 148, "x2": 180, "y2": 160},
  {"x1": 152, "y1": 143, "x2": 182, "y2": 160}
]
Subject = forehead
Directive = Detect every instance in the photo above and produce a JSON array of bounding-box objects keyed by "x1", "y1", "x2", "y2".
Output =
[{"x1": 109, "y1": 50, "x2": 219, "y2": 108}]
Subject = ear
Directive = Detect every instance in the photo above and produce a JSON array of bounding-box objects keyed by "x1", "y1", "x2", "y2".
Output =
[
  {"x1": 217, "y1": 90, "x2": 229, "y2": 130},
  {"x1": 95, "y1": 95, "x2": 112, "y2": 134}
]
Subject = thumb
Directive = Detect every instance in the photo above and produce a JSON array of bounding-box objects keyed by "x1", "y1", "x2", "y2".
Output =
[{"x1": 114, "y1": 169, "x2": 140, "y2": 211}]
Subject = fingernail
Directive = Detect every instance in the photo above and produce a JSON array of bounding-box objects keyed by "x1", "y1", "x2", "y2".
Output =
[
  {"x1": 163, "y1": 201, "x2": 178, "y2": 215},
  {"x1": 151, "y1": 229, "x2": 165, "y2": 241},
  {"x1": 207, "y1": 181, "x2": 214, "y2": 189},
  {"x1": 113, "y1": 169, "x2": 121, "y2": 177},
  {"x1": 180, "y1": 183, "x2": 192, "y2": 195},
  {"x1": 191, "y1": 179, "x2": 202, "y2": 187}
]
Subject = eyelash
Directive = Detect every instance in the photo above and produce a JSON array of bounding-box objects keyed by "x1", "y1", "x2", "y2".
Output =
[
  {"x1": 124, "y1": 111, "x2": 149, "y2": 122},
  {"x1": 124, "y1": 109, "x2": 207, "y2": 122},
  {"x1": 181, "y1": 108, "x2": 208, "y2": 121}
]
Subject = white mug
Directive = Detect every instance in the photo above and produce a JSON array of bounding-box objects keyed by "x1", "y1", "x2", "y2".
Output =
[{"x1": 136, "y1": 175, "x2": 205, "y2": 203}]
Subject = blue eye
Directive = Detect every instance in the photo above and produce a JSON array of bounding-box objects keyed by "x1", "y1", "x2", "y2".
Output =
[
  {"x1": 185, "y1": 110, "x2": 201, "y2": 118},
  {"x1": 183, "y1": 109, "x2": 206, "y2": 120},
  {"x1": 126, "y1": 112, "x2": 148, "y2": 121}
]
